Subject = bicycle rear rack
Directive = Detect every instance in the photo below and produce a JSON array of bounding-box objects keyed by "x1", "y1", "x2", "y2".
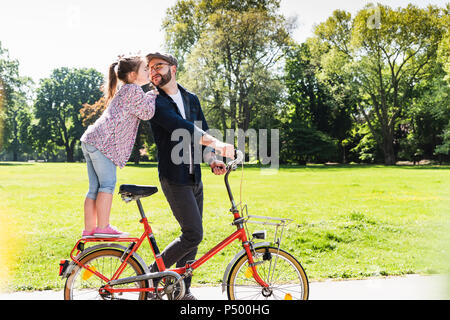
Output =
[{"x1": 241, "y1": 205, "x2": 293, "y2": 248}]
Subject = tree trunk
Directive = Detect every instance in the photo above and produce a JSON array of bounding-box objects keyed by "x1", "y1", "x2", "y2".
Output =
[
  {"x1": 341, "y1": 140, "x2": 347, "y2": 164},
  {"x1": 66, "y1": 139, "x2": 77, "y2": 162},
  {"x1": 383, "y1": 135, "x2": 396, "y2": 165},
  {"x1": 66, "y1": 146, "x2": 74, "y2": 162},
  {"x1": 242, "y1": 100, "x2": 251, "y2": 132},
  {"x1": 230, "y1": 94, "x2": 237, "y2": 130}
]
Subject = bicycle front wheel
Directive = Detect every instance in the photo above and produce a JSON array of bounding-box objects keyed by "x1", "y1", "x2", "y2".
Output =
[
  {"x1": 64, "y1": 249, "x2": 148, "y2": 300},
  {"x1": 227, "y1": 247, "x2": 309, "y2": 300}
]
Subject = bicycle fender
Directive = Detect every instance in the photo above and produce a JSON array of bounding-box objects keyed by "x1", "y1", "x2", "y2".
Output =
[
  {"x1": 61, "y1": 243, "x2": 150, "y2": 278},
  {"x1": 221, "y1": 242, "x2": 271, "y2": 293}
]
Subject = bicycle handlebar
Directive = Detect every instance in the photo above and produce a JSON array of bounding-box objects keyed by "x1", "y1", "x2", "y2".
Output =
[
  {"x1": 226, "y1": 149, "x2": 244, "y2": 169},
  {"x1": 224, "y1": 149, "x2": 244, "y2": 212}
]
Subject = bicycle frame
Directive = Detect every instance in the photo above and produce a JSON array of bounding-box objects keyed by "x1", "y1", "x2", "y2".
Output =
[{"x1": 67, "y1": 151, "x2": 269, "y2": 295}]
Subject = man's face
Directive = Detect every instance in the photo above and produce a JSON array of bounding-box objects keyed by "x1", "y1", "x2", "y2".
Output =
[{"x1": 148, "y1": 58, "x2": 173, "y2": 88}]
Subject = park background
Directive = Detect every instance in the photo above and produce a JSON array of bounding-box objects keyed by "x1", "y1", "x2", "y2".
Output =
[{"x1": 0, "y1": 0, "x2": 449, "y2": 294}]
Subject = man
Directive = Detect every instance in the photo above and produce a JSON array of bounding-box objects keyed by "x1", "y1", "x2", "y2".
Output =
[{"x1": 142, "y1": 52, "x2": 234, "y2": 300}]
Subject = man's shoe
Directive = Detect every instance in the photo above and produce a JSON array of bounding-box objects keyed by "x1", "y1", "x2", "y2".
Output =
[{"x1": 181, "y1": 292, "x2": 197, "y2": 300}]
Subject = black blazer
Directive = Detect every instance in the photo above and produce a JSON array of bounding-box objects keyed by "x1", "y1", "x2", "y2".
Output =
[{"x1": 142, "y1": 83, "x2": 210, "y2": 185}]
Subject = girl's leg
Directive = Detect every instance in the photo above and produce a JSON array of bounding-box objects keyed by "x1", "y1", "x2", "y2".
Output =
[
  {"x1": 84, "y1": 197, "x2": 97, "y2": 232},
  {"x1": 87, "y1": 146, "x2": 117, "y2": 230},
  {"x1": 82, "y1": 142, "x2": 124, "y2": 237},
  {"x1": 82, "y1": 142, "x2": 100, "y2": 233},
  {"x1": 96, "y1": 192, "x2": 113, "y2": 229}
]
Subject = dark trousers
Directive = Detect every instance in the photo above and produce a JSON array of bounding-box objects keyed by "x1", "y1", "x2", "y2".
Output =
[{"x1": 151, "y1": 176, "x2": 203, "y2": 291}]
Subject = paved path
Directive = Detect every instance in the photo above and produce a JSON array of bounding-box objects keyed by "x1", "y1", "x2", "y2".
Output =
[{"x1": 0, "y1": 275, "x2": 448, "y2": 300}]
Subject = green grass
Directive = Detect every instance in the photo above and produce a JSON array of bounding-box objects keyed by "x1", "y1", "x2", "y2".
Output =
[{"x1": 0, "y1": 162, "x2": 449, "y2": 291}]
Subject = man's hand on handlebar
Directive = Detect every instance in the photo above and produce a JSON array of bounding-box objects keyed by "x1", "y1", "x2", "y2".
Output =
[{"x1": 210, "y1": 160, "x2": 227, "y2": 175}]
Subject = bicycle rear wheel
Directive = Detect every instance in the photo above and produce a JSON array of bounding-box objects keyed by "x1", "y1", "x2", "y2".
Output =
[
  {"x1": 227, "y1": 247, "x2": 309, "y2": 300},
  {"x1": 64, "y1": 249, "x2": 148, "y2": 300}
]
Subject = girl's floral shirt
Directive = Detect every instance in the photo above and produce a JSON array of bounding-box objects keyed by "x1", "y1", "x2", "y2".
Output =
[{"x1": 81, "y1": 84, "x2": 156, "y2": 168}]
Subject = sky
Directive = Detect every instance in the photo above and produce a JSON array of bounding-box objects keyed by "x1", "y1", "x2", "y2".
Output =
[{"x1": 0, "y1": 0, "x2": 447, "y2": 83}]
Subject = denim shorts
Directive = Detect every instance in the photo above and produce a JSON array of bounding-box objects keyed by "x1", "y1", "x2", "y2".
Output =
[{"x1": 81, "y1": 142, "x2": 117, "y2": 200}]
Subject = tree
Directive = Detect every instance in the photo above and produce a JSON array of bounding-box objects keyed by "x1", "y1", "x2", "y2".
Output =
[
  {"x1": 403, "y1": 63, "x2": 450, "y2": 161},
  {"x1": 80, "y1": 96, "x2": 107, "y2": 127},
  {"x1": 4, "y1": 83, "x2": 34, "y2": 161},
  {"x1": 0, "y1": 42, "x2": 18, "y2": 151},
  {"x1": 434, "y1": 121, "x2": 450, "y2": 164},
  {"x1": 163, "y1": 0, "x2": 294, "y2": 133},
  {"x1": 33, "y1": 68, "x2": 103, "y2": 162},
  {"x1": 284, "y1": 42, "x2": 354, "y2": 163},
  {"x1": 434, "y1": 11, "x2": 450, "y2": 163},
  {"x1": 280, "y1": 117, "x2": 338, "y2": 165},
  {"x1": 0, "y1": 41, "x2": 33, "y2": 160},
  {"x1": 311, "y1": 4, "x2": 446, "y2": 164},
  {"x1": 162, "y1": 0, "x2": 283, "y2": 72}
]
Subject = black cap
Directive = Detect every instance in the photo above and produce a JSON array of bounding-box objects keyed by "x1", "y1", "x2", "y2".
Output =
[{"x1": 146, "y1": 52, "x2": 178, "y2": 67}]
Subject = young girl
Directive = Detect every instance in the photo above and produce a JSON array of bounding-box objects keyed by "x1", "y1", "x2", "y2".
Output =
[{"x1": 80, "y1": 56, "x2": 156, "y2": 238}]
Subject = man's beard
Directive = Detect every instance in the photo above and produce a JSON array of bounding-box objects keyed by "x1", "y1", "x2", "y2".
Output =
[{"x1": 152, "y1": 69, "x2": 172, "y2": 88}]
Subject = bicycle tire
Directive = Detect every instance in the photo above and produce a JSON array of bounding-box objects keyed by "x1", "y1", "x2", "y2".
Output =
[
  {"x1": 64, "y1": 248, "x2": 148, "y2": 300},
  {"x1": 227, "y1": 246, "x2": 309, "y2": 300}
]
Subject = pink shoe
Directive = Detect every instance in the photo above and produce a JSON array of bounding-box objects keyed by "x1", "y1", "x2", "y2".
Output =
[
  {"x1": 82, "y1": 229, "x2": 95, "y2": 238},
  {"x1": 94, "y1": 225, "x2": 129, "y2": 238}
]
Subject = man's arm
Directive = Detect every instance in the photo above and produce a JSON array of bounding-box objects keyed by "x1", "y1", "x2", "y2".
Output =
[
  {"x1": 143, "y1": 84, "x2": 206, "y2": 139},
  {"x1": 151, "y1": 97, "x2": 202, "y2": 136},
  {"x1": 143, "y1": 84, "x2": 234, "y2": 159},
  {"x1": 199, "y1": 133, "x2": 234, "y2": 159},
  {"x1": 152, "y1": 96, "x2": 234, "y2": 159},
  {"x1": 194, "y1": 97, "x2": 232, "y2": 174}
]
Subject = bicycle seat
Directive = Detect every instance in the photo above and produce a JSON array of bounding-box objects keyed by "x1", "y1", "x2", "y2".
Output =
[{"x1": 119, "y1": 184, "x2": 158, "y2": 199}]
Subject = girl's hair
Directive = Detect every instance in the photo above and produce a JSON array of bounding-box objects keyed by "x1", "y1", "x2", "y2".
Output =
[{"x1": 106, "y1": 56, "x2": 143, "y2": 101}]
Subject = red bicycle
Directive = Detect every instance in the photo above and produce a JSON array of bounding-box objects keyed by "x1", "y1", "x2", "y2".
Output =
[{"x1": 59, "y1": 150, "x2": 309, "y2": 300}]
